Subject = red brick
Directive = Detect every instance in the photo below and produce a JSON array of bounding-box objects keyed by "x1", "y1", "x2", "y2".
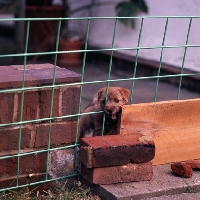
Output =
[
  {"x1": 39, "y1": 88, "x2": 61, "y2": 119},
  {"x1": 35, "y1": 121, "x2": 77, "y2": 147},
  {"x1": 20, "y1": 152, "x2": 47, "y2": 174},
  {"x1": 0, "y1": 173, "x2": 53, "y2": 191},
  {"x1": 17, "y1": 91, "x2": 39, "y2": 121},
  {"x1": 81, "y1": 162, "x2": 153, "y2": 185},
  {"x1": 171, "y1": 162, "x2": 193, "y2": 178},
  {"x1": 80, "y1": 134, "x2": 155, "y2": 168},
  {"x1": 0, "y1": 92, "x2": 15, "y2": 124},
  {"x1": 186, "y1": 159, "x2": 200, "y2": 169},
  {"x1": 62, "y1": 86, "x2": 80, "y2": 118},
  {"x1": 0, "y1": 152, "x2": 47, "y2": 177},
  {"x1": 0, "y1": 125, "x2": 31, "y2": 151},
  {"x1": 0, "y1": 158, "x2": 16, "y2": 177}
]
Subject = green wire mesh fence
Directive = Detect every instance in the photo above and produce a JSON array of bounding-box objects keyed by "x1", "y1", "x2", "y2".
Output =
[{"x1": 0, "y1": 16, "x2": 200, "y2": 192}]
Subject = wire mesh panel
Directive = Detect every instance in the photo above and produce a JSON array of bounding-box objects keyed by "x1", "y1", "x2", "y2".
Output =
[{"x1": 0, "y1": 16, "x2": 200, "y2": 192}]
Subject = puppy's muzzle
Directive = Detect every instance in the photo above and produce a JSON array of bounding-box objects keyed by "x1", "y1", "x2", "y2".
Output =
[{"x1": 105, "y1": 107, "x2": 118, "y2": 120}]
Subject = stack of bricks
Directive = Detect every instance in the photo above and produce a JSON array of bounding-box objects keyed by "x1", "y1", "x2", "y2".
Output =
[
  {"x1": 79, "y1": 133, "x2": 155, "y2": 185},
  {"x1": 0, "y1": 63, "x2": 81, "y2": 188}
]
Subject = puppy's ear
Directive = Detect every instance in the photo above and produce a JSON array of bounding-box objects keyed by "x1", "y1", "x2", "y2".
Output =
[
  {"x1": 92, "y1": 87, "x2": 106, "y2": 104},
  {"x1": 118, "y1": 88, "x2": 130, "y2": 103},
  {"x1": 92, "y1": 92, "x2": 98, "y2": 104}
]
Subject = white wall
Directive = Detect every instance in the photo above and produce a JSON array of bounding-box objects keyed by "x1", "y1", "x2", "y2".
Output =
[{"x1": 56, "y1": 0, "x2": 200, "y2": 72}]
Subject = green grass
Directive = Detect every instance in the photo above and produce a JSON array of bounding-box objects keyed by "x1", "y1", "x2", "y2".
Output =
[{"x1": 0, "y1": 181, "x2": 101, "y2": 200}]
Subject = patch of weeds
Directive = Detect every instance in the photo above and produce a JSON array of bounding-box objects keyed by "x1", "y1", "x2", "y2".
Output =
[
  {"x1": 0, "y1": 181, "x2": 101, "y2": 200},
  {"x1": 0, "y1": 187, "x2": 34, "y2": 200}
]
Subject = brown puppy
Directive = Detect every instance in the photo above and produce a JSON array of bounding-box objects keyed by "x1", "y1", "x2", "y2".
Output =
[{"x1": 79, "y1": 87, "x2": 130, "y2": 138}]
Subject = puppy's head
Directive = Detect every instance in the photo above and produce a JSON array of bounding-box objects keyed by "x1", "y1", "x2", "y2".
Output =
[{"x1": 93, "y1": 87, "x2": 130, "y2": 120}]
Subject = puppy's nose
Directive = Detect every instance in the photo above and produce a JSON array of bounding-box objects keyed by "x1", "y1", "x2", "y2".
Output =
[{"x1": 106, "y1": 109, "x2": 112, "y2": 114}]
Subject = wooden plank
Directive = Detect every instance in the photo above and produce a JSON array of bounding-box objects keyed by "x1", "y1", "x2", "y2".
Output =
[{"x1": 120, "y1": 98, "x2": 200, "y2": 165}]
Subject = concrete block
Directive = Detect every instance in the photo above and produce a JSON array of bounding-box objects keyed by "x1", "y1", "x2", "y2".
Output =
[
  {"x1": 48, "y1": 148, "x2": 79, "y2": 179},
  {"x1": 0, "y1": 64, "x2": 81, "y2": 89}
]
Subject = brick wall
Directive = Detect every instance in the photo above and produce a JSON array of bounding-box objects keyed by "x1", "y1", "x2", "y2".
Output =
[{"x1": 0, "y1": 63, "x2": 81, "y2": 189}]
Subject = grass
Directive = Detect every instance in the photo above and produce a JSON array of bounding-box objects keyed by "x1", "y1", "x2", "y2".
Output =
[{"x1": 0, "y1": 180, "x2": 101, "y2": 200}]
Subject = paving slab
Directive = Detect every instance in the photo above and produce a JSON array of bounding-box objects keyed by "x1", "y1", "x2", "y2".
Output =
[
  {"x1": 95, "y1": 164, "x2": 200, "y2": 199},
  {"x1": 145, "y1": 193, "x2": 200, "y2": 200}
]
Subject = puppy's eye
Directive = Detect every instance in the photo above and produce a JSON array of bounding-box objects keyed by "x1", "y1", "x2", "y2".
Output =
[{"x1": 114, "y1": 99, "x2": 119, "y2": 103}]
